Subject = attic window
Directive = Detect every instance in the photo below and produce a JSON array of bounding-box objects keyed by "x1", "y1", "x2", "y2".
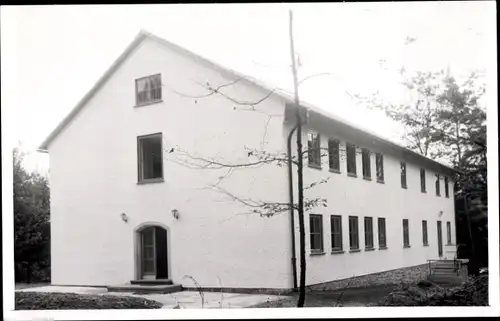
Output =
[{"x1": 136, "y1": 74, "x2": 162, "y2": 106}]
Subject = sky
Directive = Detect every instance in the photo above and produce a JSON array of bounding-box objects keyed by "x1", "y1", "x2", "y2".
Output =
[{"x1": 1, "y1": 2, "x2": 496, "y2": 174}]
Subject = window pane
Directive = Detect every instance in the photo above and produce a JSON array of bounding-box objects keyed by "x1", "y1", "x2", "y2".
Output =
[
  {"x1": 376, "y1": 154, "x2": 384, "y2": 182},
  {"x1": 328, "y1": 140, "x2": 340, "y2": 171},
  {"x1": 139, "y1": 134, "x2": 163, "y2": 180},
  {"x1": 401, "y1": 162, "x2": 407, "y2": 188},
  {"x1": 136, "y1": 75, "x2": 162, "y2": 104},
  {"x1": 436, "y1": 175, "x2": 441, "y2": 196},
  {"x1": 420, "y1": 169, "x2": 426, "y2": 192},
  {"x1": 378, "y1": 218, "x2": 386, "y2": 247},
  {"x1": 347, "y1": 144, "x2": 356, "y2": 175},
  {"x1": 308, "y1": 133, "x2": 321, "y2": 166},
  {"x1": 310, "y1": 215, "x2": 323, "y2": 251},
  {"x1": 403, "y1": 219, "x2": 410, "y2": 246},
  {"x1": 349, "y1": 217, "x2": 358, "y2": 249},
  {"x1": 362, "y1": 149, "x2": 371, "y2": 178}
]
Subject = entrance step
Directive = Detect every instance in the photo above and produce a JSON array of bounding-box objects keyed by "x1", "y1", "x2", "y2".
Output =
[
  {"x1": 106, "y1": 284, "x2": 182, "y2": 294},
  {"x1": 130, "y1": 279, "x2": 173, "y2": 285}
]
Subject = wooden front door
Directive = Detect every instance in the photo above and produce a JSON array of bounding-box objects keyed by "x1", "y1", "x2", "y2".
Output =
[
  {"x1": 140, "y1": 226, "x2": 169, "y2": 280},
  {"x1": 437, "y1": 221, "x2": 443, "y2": 258}
]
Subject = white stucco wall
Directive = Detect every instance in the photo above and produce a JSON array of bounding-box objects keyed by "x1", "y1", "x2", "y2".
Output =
[
  {"x1": 290, "y1": 125, "x2": 456, "y2": 286},
  {"x1": 48, "y1": 37, "x2": 293, "y2": 289}
]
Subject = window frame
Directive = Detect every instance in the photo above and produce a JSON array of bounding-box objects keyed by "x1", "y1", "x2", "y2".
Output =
[
  {"x1": 348, "y1": 216, "x2": 360, "y2": 250},
  {"x1": 420, "y1": 168, "x2": 426, "y2": 193},
  {"x1": 330, "y1": 215, "x2": 343, "y2": 252},
  {"x1": 309, "y1": 214, "x2": 324, "y2": 253},
  {"x1": 135, "y1": 74, "x2": 162, "y2": 106},
  {"x1": 328, "y1": 139, "x2": 341, "y2": 173},
  {"x1": 307, "y1": 132, "x2": 322, "y2": 168},
  {"x1": 403, "y1": 219, "x2": 410, "y2": 248},
  {"x1": 362, "y1": 148, "x2": 371, "y2": 180},
  {"x1": 422, "y1": 220, "x2": 428, "y2": 246},
  {"x1": 378, "y1": 218, "x2": 387, "y2": 248},
  {"x1": 364, "y1": 217, "x2": 374, "y2": 250},
  {"x1": 400, "y1": 162, "x2": 407, "y2": 189},
  {"x1": 346, "y1": 143, "x2": 357, "y2": 176},
  {"x1": 137, "y1": 133, "x2": 164, "y2": 183},
  {"x1": 435, "y1": 174, "x2": 441, "y2": 196},
  {"x1": 375, "y1": 153, "x2": 384, "y2": 183}
]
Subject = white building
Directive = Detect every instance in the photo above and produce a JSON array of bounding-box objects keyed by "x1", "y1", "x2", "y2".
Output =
[{"x1": 39, "y1": 30, "x2": 457, "y2": 292}]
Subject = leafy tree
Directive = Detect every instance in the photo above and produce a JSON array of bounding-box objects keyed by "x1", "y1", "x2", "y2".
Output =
[
  {"x1": 13, "y1": 148, "x2": 51, "y2": 283},
  {"x1": 361, "y1": 67, "x2": 488, "y2": 273}
]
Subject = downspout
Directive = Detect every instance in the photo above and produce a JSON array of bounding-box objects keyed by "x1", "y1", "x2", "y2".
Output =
[{"x1": 287, "y1": 124, "x2": 298, "y2": 291}]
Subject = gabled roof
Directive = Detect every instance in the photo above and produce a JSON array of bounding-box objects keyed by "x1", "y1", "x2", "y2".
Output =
[{"x1": 38, "y1": 30, "x2": 456, "y2": 175}]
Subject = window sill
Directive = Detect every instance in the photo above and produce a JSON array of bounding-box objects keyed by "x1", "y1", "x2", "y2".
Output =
[
  {"x1": 436, "y1": 194, "x2": 441, "y2": 197},
  {"x1": 363, "y1": 176, "x2": 372, "y2": 181},
  {"x1": 379, "y1": 246, "x2": 388, "y2": 250},
  {"x1": 401, "y1": 186, "x2": 408, "y2": 189},
  {"x1": 445, "y1": 196, "x2": 450, "y2": 198},
  {"x1": 423, "y1": 244, "x2": 429, "y2": 247},
  {"x1": 308, "y1": 164, "x2": 322, "y2": 171},
  {"x1": 349, "y1": 249, "x2": 361, "y2": 253},
  {"x1": 364, "y1": 247, "x2": 375, "y2": 252},
  {"x1": 377, "y1": 180, "x2": 385, "y2": 184},
  {"x1": 446, "y1": 243, "x2": 455, "y2": 246},
  {"x1": 329, "y1": 169, "x2": 341, "y2": 174},
  {"x1": 137, "y1": 178, "x2": 165, "y2": 185},
  {"x1": 310, "y1": 251, "x2": 326, "y2": 256},
  {"x1": 421, "y1": 190, "x2": 427, "y2": 194},
  {"x1": 347, "y1": 173, "x2": 357, "y2": 178},
  {"x1": 134, "y1": 100, "x2": 163, "y2": 108},
  {"x1": 331, "y1": 250, "x2": 344, "y2": 255},
  {"x1": 403, "y1": 245, "x2": 411, "y2": 249}
]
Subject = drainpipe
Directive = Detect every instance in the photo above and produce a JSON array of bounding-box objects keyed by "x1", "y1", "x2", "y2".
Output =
[{"x1": 287, "y1": 124, "x2": 298, "y2": 291}]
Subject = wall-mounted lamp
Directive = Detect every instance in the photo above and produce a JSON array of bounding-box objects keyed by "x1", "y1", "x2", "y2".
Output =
[
  {"x1": 172, "y1": 209, "x2": 179, "y2": 220},
  {"x1": 438, "y1": 211, "x2": 444, "y2": 217},
  {"x1": 121, "y1": 213, "x2": 128, "y2": 223}
]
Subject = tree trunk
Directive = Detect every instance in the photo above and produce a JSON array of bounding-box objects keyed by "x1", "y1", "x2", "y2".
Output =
[{"x1": 289, "y1": 9, "x2": 306, "y2": 307}]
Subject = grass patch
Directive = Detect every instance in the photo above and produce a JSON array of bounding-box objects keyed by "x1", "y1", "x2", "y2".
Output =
[{"x1": 15, "y1": 292, "x2": 163, "y2": 310}]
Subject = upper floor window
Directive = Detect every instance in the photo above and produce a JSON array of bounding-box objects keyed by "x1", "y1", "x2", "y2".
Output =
[
  {"x1": 362, "y1": 149, "x2": 371, "y2": 180},
  {"x1": 346, "y1": 143, "x2": 357, "y2": 176},
  {"x1": 444, "y1": 176, "x2": 450, "y2": 198},
  {"x1": 307, "y1": 132, "x2": 321, "y2": 168},
  {"x1": 136, "y1": 74, "x2": 162, "y2": 106},
  {"x1": 400, "y1": 162, "x2": 407, "y2": 189},
  {"x1": 310, "y1": 214, "x2": 324, "y2": 253},
  {"x1": 328, "y1": 139, "x2": 340, "y2": 172},
  {"x1": 137, "y1": 133, "x2": 163, "y2": 183},
  {"x1": 420, "y1": 168, "x2": 426, "y2": 193},
  {"x1": 375, "y1": 153, "x2": 384, "y2": 183},
  {"x1": 435, "y1": 174, "x2": 441, "y2": 196}
]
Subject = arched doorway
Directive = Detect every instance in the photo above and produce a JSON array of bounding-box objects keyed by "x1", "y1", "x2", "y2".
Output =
[{"x1": 135, "y1": 224, "x2": 169, "y2": 280}]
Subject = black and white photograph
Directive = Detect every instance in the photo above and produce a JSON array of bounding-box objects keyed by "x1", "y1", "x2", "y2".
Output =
[{"x1": 1, "y1": 2, "x2": 498, "y2": 319}]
